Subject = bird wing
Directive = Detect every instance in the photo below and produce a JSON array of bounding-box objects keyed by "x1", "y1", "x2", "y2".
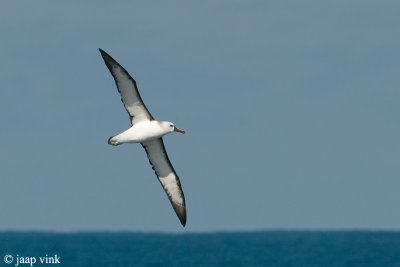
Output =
[
  {"x1": 99, "y1": 49, "x2": 154, "y2": 125},
  {"x1": 141, "y1": 138, "x2": 186, "y2": 226}
]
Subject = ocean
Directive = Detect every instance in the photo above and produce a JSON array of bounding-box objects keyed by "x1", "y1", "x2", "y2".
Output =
[{"x1": 0, "y1": 231, "x2": 399, "y2": 266}]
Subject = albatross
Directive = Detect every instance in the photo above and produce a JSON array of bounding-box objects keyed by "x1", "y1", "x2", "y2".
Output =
[{"x1": 99, "y1": 49, "x2": 187, "y2": 226}]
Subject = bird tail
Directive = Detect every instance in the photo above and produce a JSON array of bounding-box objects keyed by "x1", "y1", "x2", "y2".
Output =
[{"x1": 108, "y1": 136, "x2": 117, "y2": 146}]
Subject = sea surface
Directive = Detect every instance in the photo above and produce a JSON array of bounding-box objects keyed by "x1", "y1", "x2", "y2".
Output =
[{"x1": 0, "y1": 231, "x2": 399, "y2": 266}]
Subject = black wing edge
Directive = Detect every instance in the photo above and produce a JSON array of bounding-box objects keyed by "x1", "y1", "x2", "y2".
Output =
[
  {"x1": 142, "y1": 139, "x2": 187, "y2": 227},
  {"x1": 98, "y1": 48, "x2": 154, "y2": 122}
]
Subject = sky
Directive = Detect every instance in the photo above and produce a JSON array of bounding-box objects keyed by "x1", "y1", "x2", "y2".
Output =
[{"x1": 0, "y1": 1, "x2": 399, "y2": 232}]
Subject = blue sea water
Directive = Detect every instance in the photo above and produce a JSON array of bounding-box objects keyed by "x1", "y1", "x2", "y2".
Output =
[{"x1": 0, "y1": 231, "x2": 399, "y2": 266}]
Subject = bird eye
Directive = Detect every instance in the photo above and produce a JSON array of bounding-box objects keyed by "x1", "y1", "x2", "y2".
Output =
[{"x1": 170, "y1": 124, "x2": 173, "y2": 127}]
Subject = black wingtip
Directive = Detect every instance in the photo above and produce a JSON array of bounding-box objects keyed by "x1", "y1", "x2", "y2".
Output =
[
  {"x1": 98, "y1": 48, "x2": 117, "y2": 70},
  {"x1": 180, "y1": 216, "x2": 186, "y2": 227},
  {"x1": 174, "y1": 204, "x2": 187, "y2": 227},
  {"x1": 99, "y1": 49, "x2": 116, "y2": 75},
  {"x1": 99, "y1": 48, "x2": 109, "y2": 58}
]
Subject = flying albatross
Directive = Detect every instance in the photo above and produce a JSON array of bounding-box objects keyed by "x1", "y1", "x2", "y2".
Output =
[{"x1": 99, "y1": 49, "x2": 187, "y2": 226}]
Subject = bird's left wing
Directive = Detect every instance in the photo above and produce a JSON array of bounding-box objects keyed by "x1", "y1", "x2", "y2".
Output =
[
  {"x1": 99, "y1": 49, "x2": 154, "y2": 125},
  {"x1": 141, "y1": 138, "x2": 186, "y2": 226}
]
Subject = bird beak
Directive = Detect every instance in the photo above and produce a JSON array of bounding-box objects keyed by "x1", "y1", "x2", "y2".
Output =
[{"x1": 174, "y1": 126, "x2": 186, "y2": 134}]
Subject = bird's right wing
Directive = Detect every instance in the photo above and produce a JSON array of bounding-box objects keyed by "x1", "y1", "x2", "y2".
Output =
[
  {"x1": 141, "y1": 138, "x2": 186, "y2": 226},
  {"x1": 99, "y1": 49, "x2": 154, "y2": 125}
]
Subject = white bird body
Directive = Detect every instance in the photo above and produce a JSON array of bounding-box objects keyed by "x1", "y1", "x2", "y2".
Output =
[{"x1": 109, "y1": 121, "x2": 177, "y2": 145}]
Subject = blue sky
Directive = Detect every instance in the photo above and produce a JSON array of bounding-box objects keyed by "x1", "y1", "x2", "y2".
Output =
[{"x1": 0, "y1": 1, "x2": 399, "y2": 232}]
